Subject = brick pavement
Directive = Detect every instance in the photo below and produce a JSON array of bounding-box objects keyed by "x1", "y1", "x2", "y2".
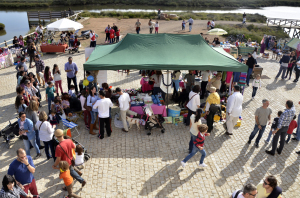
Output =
[{"x1": 0, "y1": 52, "x2": 299, "y2": 198}]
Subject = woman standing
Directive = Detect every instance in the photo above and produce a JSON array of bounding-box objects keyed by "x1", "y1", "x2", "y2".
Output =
[
  {"x1": 53, "y1": 64, "x2": 63, "y2": 96},
  {"x1": 0, "y1": 175, "x2": 33, "y2": 198},
  {"x1": 256, "y1": 175, "x2": 282, "y2": 198},
  {"x1": 18, "y1": 112, "x2": 41, "y2": 159},
  {"x1": 186, "y1": 85, "x2": 201, "y2": 126},
  {"x1": 25, "y1": 100, "x2": 43, "y2": 150},
  {"x1": 87, "y1": 86, "x2": 99, "y2": 135},
  {"x1": 16, "y1": 86, "x2": 29, "y2": 106},
  {"x1": 27, "y1": 42, "x2": 36, "y2": 68},
  {"x1": 206, "y1": 73, "x2": 222, "y2": 92},
  {"x1": 246, "y1": 53, "x2": 256, "y2": 86},
  {"x1": 150, "y1": 70, "x2": 165, "y2": 100},
  {"x1": 36, "y1": 111, "x2": 56, "y2": 161},
  {"x1": 44, "y1": 66, "x2": 53, "y2": 84},
  {"x1": 24, "y1": 79, "x2": 40, "y2": 106},
  {"x1": 15, "y1": 95, "x2": 27, "y2": 113},
  {"x1": 200, "y1": 70, "x2": 211, "y2": 99},
  {"x1": 204, "y1": 87, "x2": 220, "y2": 133},
  {"x1": 285, "y1": 51, "x2": 297, "y2": 80},
  {"x1": 188, "y1": 108, "x2": 202, "y2": 153},
  {"x1": 172, "y1": 70, "x2": 181, "y2": 99},
  {"x1": 69, "y1": 31, "x2": 74, "y2": 47},
  {"x1": 79, "y1": 89, "x2": 91, "y2": 131},
  {"x1": 148, "y1": 19, "x2": 154, "y2": 34}
]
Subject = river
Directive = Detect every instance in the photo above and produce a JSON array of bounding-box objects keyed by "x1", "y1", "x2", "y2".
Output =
[{"x1": 1, "y1": 6, "x2": 300, "y2": 46}]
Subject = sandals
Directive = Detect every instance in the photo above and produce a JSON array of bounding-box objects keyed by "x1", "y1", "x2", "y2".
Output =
[{"x1": 62, "y1": 186, "x2": 67, "y2": 191}]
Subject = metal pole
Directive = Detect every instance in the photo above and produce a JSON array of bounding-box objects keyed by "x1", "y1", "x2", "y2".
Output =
[{"x1": 167, "y1": 70, "x2": 169, "y2": 116}]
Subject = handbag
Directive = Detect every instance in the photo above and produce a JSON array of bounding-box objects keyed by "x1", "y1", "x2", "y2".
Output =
[
  {"x1": 83, "y1": 96, "x2": 92, "y2": 112},
  {"x1": 184, "y1": 94, "x2": 198, "y2": 109},
  {"x1": 58, "y1": 143, "x2": 76, "y2": 167}
]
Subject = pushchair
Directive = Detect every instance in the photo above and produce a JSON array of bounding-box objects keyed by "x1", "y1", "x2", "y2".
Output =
[
  {"x1": 0, "y1": 119, "x2": 19, "y2": 149},
  {"x1": 68, "y1": 40, "x2": 80, "y2": 54},
  {"x1": 142, "y1": 105, "x2": 165, "y2": 135}
]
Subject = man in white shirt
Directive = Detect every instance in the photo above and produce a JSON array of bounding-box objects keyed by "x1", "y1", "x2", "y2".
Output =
[
  {"x1": 230, "y1": 183, "x2": 257, "y2": 198},
  {"x1": 116, "y1": 87, "x2": 138, "y2": 132},
  {"x1": 211, "y1": 20, "x2": 215, "y2": 29},
  {"x1": 188, "y1": 17, "x2": 194, "y2": 32},
  {"x1": 226, "y1": 85, "x2": 244, "y2": 135},
  {"x1": 93, "y1": 91, "x2": 113, "y2": 139}
]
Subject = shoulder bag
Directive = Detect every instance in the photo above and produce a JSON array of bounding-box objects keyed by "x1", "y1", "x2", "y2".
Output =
[
  {"x1": 83, "y1": 96, "x2": 92, "y2": 112},
  {"x1": 58, "y1": 142, "x2": 75, "y2": 167},
  {"x1": 184, "y1": 94, "x2": 198, "y2": 109},
  {"x1": 234, "y1": 190, "x2": 242, "y2": 198}
]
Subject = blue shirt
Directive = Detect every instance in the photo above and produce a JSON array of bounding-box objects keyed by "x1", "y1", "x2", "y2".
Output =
[
  {"x1": 64, "y1": 62, "x2": 78, "y2": 78},
  {"x1": 277, "y1": 106, "x2": 295, "y2": 129},
  {"x1": 87, "y1": 94, "x2": 100, "y2": 112},
  {"x1": 16, "y1": 61, "x2": 28, "y2": 72},
  {"x1": 8, "y1": 156, "x2": 35, "y2": 185}
]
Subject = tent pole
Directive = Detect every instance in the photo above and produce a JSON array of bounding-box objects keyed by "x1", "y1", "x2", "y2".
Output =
[{"x1": 167, "y1": 70, "x2": 169, "y2": 116}]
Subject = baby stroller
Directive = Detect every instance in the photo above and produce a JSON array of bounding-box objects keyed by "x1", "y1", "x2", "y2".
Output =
[
  {"x1": 142, "y1": 105, "x2": 165, "y2": 135},
  {"x1": 0, "y1": 119, "x2": 19, "y2": 149},
  {"x1": 68, "y1": 40, "x2": 80, "y2": 54}
]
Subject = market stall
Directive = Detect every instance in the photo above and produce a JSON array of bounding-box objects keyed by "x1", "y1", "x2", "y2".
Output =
[
  {"x1": 40, "y1": 44, "x2": 68, "y2": 53},
  {"x1": 0, "y1": 49, "x2": 14, "y2": 69},
  {"x1": 46, "y1": 18, "x2": 83, "y2": 32}
]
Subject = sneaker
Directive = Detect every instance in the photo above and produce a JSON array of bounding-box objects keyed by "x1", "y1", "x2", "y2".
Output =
[
  {"x1": 34, "y1": 153, "x2": 42, "y2": 160},
  {"x1": 181, "y1": 161, "x2": 186, "y2": 168},
  {"x1": 254, "y1": 143, "x2": 259, "y2": 148},
  {"x1": 82, "y1": 180, "x2": 86, "y2": 188},
  {"x1": 247, "y1": 140, "x2": 251, "y2": 144},
  {"x1": 199, "y1": 163, "x2": 207, "y2": 167},
  {"x1": 264, "y1": 140, "x2": 269, "y2": 144}
]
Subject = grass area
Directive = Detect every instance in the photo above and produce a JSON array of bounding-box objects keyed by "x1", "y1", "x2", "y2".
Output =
[
  {"x1": 1, "y1": 0, "x2": 300, "y2": 8},
  {"x1": 215, "y1": 24, "x2": 289, "y2": 42},
  {"x1": 80, "y1": 11, "x2": 267, "y2": 23}
]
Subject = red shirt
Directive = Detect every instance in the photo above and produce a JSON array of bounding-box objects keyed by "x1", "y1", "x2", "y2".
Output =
[
  {"x1": 109, "y1": 29, "x2": 115, "y2": 39},
  {"x1": 287, "y1": 120, "x2": 297, "y2": 134},
  {"x1": 116, "y1": 29, "x2": 120, "y2": 37},
  {"x1": 55, "y1": 139, "x2": 75, "y2": 165},
  {"x1": 193, "y1": 132, "x2": 209, "y2": 147},
  {"x1": 207, "y1": 21, "x2": 211, "y2": 25}
]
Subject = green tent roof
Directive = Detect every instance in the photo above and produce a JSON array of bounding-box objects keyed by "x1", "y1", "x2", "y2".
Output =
[
  {"x1": 84, "y1": 33, "x2": 247, "y2": 72},
  {"x1": 287, "y1": 38, "x2": 300, "y2": 50}
]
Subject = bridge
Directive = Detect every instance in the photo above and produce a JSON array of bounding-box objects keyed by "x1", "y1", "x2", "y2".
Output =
[{"x1": 266, "y1": 18, "x2": 300, "y2": 38}]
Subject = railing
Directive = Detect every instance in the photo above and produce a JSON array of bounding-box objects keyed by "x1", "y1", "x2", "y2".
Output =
[{"x1": 266, "y1": 18, "x2": 300, "y2": 28}]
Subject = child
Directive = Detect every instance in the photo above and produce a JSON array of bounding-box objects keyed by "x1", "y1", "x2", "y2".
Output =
[
  {"x1": 46, "y1": 81, "x2": 55, "y2": 114},
  {"x1": 155, "y1": 21, "x2": 159, "y2": 34},
  {"x1": 286, "y1": 115, "x2": 297, "y2": 144},
  {"x1": 115, "y1": 29, "x2": 120, "y2": 43},
  {"x1": 68, "y1": 85, "x2": 76, "y2": 97},
  {"x1": 62, "y1": 93, "x2": 71, "y2": 114},
  {"x1": 17, "y1": 71, "x2": 25, "y2": 86},
  {"x1": 75, "y1": 144, "x2": 84, "y2": 169},
  {"x1": 182, "y1": 20, "x2": 186, "y2": 30},
  {"x1": 109, "y1": 28, "x2": 115, "y2": 44},
  {"x1": 265, "y1": 111, "x2": 283, "y2": 143},
  {"x1": 48, "y1": 109, "x2": 59, "y2": 127},
  {"x1": 53, "y1": 64, "x2": 63, "y2": 96},
  {"x1": 252, "y1": 74, "x2": 261, "y2": 99},
  {"x1": 181, "y1": 124, "x2": 210, "y2": 168},
  {"x1": 59, "y1": 161, "x2": 81, "y2": 198}
]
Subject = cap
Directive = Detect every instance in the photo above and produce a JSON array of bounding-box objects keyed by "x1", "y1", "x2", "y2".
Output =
[{"x1": 55, "y1": 129, "x2": 63, "y2": 137}]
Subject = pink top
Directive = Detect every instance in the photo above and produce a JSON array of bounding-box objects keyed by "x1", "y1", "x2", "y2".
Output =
[{"x1": 297, "y1": 43, "x2": 300, "y2": 51}]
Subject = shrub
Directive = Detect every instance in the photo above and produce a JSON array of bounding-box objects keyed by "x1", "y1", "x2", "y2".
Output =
[
  {"x1": 0, "y1": 23, "x2": 5, "y2": 30},
  {"x1": 165, "y1": 18, "x2": 170, "y2": 21}
]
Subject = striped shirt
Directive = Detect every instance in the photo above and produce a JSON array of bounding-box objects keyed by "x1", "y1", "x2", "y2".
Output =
[
  {"x1": 277, "y1": 106, "x2": 295, "y2": 129},
  {"x1": 193, "y1": 132, "x2": 209, "y2": 147},
  {"x1": 0, "y1": 185, "x2": 27, "y2": 198}
]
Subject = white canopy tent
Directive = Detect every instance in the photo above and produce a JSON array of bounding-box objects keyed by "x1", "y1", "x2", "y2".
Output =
[{"x1": 46, "y1": 18, "x2": 83, "y2": 31}]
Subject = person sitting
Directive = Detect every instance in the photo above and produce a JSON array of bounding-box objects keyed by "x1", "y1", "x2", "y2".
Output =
[
  {"x1": 12, "y1": 36, "x2": 20, "y2": 48},
  {"x1": 75, "y1": 144, "x2": 84, "y2": 169},
  {"x1": 212, "y1": 37, "x2": 220, "y2": 46},
  {"x1": 0, "y1": 174, "x2": 33, "y2": 198}
]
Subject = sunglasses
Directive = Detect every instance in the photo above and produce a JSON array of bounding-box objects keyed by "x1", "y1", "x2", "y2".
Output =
[
  {"x1": 263, "y1": 180, "x2": 269, "y2": 186},
  {"x1": 21, "y1": 98, "x2": 24, "y2": 100},
  {"x1": 249, "y1": 193, "x2": 257, "y2": 197}
]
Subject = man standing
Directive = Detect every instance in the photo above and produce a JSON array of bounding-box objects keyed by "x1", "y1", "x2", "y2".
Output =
[
  {"x1": 184, "y1": 70, "x2": 195, "y2": 94},
  {"x1": 65, "y1": 57, "x2": 78, "y2": 94},
  {"x1": 16, "y1": 57, "x2": 28, "y2": 73},
  {"x1": 266, "y1": 100, "x2": 295, "y2": 156},
  {"x1": 188, "y1": 17, "x2": 194, "y2": 32},
  {"x1": 226, "y1": 85, "x2": 243, "y2": 135},
  {"x1": 248, "y1": 99, "x2": 272, "y2": 148},
  {"x1": 242, "y1": 12, "x2": 247, "y2": 24},
  {"x1": 34, "y1": 55, "x2": 45, "y2": 88},
  {"x1": 210, "y1": 20, "x2": 215, "y2": 29},
  {"x1": 8, "y1": 148, "x2": 39, "y2": 198},
  {"x1": 275, "y1": 52, "x2": 290, "y2": 80},
  {"x1": 230, "y1": 183, "x2": 257, "y2": 198},
  {"x1": 112, "y1": 23, "x2": 118, "y2": 42},
  {"x1": 135, "y1": 19, "x2": 141, "y2": 34},
  {"x1": 93, "y1": 91, "x2": 113, "y2": 139},
  {"x1": 52, "y1": 129, "x2": 86, "y2": 187},
  {"x1": 116, "y1": 87, "x2": 138, "y2": 133},
  {"x1": 246, "y1": 53, "x2": 256, "y2": 86}
]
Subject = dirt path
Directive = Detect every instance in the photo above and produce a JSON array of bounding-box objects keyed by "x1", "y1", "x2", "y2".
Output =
[{"x1": 79, "y1": 18, "x2": 265, "y2": 46}]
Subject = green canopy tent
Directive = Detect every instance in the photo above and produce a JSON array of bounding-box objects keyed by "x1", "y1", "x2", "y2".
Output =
[
  {"x1": 287, "y1": 38, "x2": 300, "y2": 50},
  {"x1": 84, "y1": 33, "x2": 247, "y2": 72}
]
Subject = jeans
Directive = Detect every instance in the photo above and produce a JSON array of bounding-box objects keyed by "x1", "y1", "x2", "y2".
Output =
[
  {"x1": 35, "y1": 130, "x2": 41, "y2": 148},
  {"x1": 188, "y1": 132, "x2": 197, "y2": 153},
  {"x1": 182, "y1": 25, "x2": 185, "y2": 30},
  {"x1": 248, "y1": 124, "x2": 266, "y2": 144},
  {"x1": 43, "y1": 140, "x2": 56, "y2": 161},
  {"x1": 84, "y1": 110, "x2": 91, "y2": 126},
  {"x1": 295, "y1": 114, "x2": 300, "y2": 141},
  {"x1": 189, "y1": 25, "x2": 192, "y2": 32},
  {"x1": 186, "y1": 109, "x2": 196, "y2": 126},
  {"x1": 183, "y1": 144, "x2": 206, "y2": 164},
  {"x1": 23, "y1": 137, "x2": 40, "y2": 156},
  {"x1": 271, "y1": 126, "x2": 288, "y2": 154},
  {"x1": 47, "y1": 96, "x2": 54, "y2": 113},
  {"x1": 275, "y1": 66, "x2": 287, "y2": 79},
  {"x1": 90, "y1": 41, "x2": 96, "y2": 47},
  {"x1": 153, "y1": 87, "x2": 165, "y2": 101},
  {"x1": 252, "y1": 87, "x2": 258, "y2": 97},
  {"x1": 90, "y1": 111, "x2": 98, "y2": 124},
  {"x1": 246, "y1": 68, "x2": 253, "y2": 85},
  {"x1": 67, "y1": 76, "x2": 78, "y2": 94},
  {"x1": 69, "y1": 166, "x2": 84, "y2": 183},
  {"x1": 286, "y1": 134, "x2": 292, "y2": 143},
  {"x1": 149, "y1": 28, "x2": 153, "y2": 34},
  {"x1": 266, "y1": 129, "x2": 273, "y2": 142},
  {"x1": 286, "y1": 66, "x2": 294, "y2": 78},
  {"x1": 136, "y1": 27, "x2": 140, "y2": 34},
  {"x1": 99, "y1": 117, "x2": 111, "y2": 138}
]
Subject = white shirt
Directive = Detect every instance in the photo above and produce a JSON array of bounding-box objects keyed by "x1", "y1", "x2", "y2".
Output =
[
  {"x1": 75, "y1": 152, "x2": 84, "y2": 166},
  {"x1": 252, "y1": 79, "x2": 261, "y2": 88},
  {"x1": 188, "y1": 18, "x2": 194, "y2": 25},
  {"x1": 35, "y1": 26, "x2": 44, "y2": 33},
  {"x1": 232, "y1": 190, "x2": 245, "y2": 198},
  {"x1": 35, "y1": 121, "x2": 54, "y2": 142},
  {"x1": 190, "y1": 114, "x2": 202, "y2": 136},
  {"x1": 53, "y1": 71, "x2": 61, "y2": 81},
  {"x1": 187, "y1": 91, "x2": 200, "y2": 112},
  {"x1": 155, "y1": 23, "x2": 159, "y2": 28},
  {"x1": 90, "y1": 33, "x2": 96, "y2": 41},
  {"x1": 118, "y1": 93, "x2": 131, "y2": 111},
  {"x1": 201, "y1": 71, "x2": 211, "y2": 81},
  {"x1": 93, "y1": 98, "x2": 113, "y2": 118},
  {"x1": 79, "y1": 95, "x2": 86, "y2": 111},
  {"x1": 252, "y1": 52, "x2": 257, "y2": 59},
  {"x1": 226, "y1": 92, "x2": 243, "y2": 117},
  {"x1": 211, "y1": 21, "x2": 215, "y2": 27}
]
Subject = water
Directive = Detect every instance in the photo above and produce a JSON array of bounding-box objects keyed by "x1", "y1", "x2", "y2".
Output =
[{"x1": 1, "y1": 6, "x2": 300, "y2": 46}]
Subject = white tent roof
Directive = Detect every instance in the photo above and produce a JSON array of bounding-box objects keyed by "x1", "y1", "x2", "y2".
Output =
[{"x1": 46, "y1": 18, "x2": 83, "y2": 31}]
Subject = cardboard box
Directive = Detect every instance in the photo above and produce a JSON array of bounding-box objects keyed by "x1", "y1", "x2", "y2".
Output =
[
  {"x1": 163, "y1": 117, "x2": 173, "y2": 124},
  {"x1": 173, "y1": 116, "x2": 183, "y2": 124}
]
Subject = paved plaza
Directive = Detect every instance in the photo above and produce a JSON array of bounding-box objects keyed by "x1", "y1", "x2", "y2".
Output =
[{"x1": 0, "y1": 51, "x2": 299, "y2": 198}]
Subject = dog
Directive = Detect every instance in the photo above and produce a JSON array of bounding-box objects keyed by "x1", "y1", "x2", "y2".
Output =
[{"x1": 126, "y1": 116, "x2": 140, "y2": 130}]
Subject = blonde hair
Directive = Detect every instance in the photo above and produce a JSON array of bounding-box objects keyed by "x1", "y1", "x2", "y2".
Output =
[
  {"x1": 39, "y1": 111, "x2": 48, "y2": 121},
  {"x1": 28, "y1": 100, "x2": 39, "y2": 112},
  {"x1": 256, "y1": 74, "x2": 260, "y2": 77},
  {"x1": 216, "y1": 73, "x2": 222, "y2": 78},
  {"x1": 59, "y1": 161, "x2": 70, "y2": 172}
]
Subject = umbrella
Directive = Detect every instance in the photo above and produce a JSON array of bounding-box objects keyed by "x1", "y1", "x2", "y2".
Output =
[
  {"x1": 207, "y1": 28, "x2": 228, "y2": 35},
  {"x1": 46, "y1": 18, "x2": 83, "y2": 31}
]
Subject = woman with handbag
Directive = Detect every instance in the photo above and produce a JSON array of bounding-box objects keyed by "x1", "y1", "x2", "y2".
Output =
[
  {"x1": 36, "y1": 111, "x2": 56, "y2": 161},
  {"x1": 80, "y1": 89, "x2": 91, "y2": 131},
  {"x1": 185, "y1": 85, "x2": 201, "y2": 126},
  {"x1": 18, "y1": 112, "x2": 41, "y2": 159},
  {"x1": 87, "y1": 86, "x2": 99, "y2": 135}
]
